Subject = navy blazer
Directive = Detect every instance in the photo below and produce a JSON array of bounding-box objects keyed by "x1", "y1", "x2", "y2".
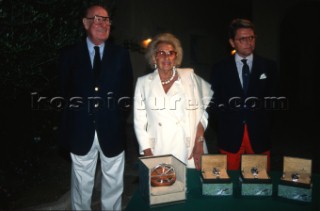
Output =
[
  {"x1": 210, "y1": 54, "x2": 277, "y2": 153},
  {"x1": 58, "y1": 39, "x2": 133, "y2": 157}
]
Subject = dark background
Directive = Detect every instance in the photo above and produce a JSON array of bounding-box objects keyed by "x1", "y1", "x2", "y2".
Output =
[{"x1": 1, "y1": 0, "x2": 319, "y2": 209}]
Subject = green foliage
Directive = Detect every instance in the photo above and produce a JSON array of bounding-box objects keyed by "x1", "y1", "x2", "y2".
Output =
[{"x1": 0, "y1": 0, "x2": 114, "y2": 99}]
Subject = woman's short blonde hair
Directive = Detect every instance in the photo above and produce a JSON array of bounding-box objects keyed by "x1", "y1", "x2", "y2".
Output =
[{"x1": 145, "y1": 33, "x2": 183, "y2": 68}]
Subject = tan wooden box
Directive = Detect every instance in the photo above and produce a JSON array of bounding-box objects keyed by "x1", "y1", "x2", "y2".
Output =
[
  {"x1": 138, "y1": 154, "x2": 186, "y2": 206},
  {"x1": 278, "y1": 156, "x2": 312, "y2": 202},
  {"x1": 200, "y1": 154, "x2": 233, "y2": 196},
  {"x1": 239, "y1": 154, "x2": 272, "y2": 196}
]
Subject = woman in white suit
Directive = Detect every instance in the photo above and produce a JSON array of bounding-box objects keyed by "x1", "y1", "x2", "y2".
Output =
[{"x1": 133, "y1": 33, "x2": 213, "y2": 169}]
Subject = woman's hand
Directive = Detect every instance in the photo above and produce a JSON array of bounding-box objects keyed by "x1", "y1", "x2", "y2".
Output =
[
  {"x1": 189, "y1": 123, "x2": 205, "y2": 170},
  {"x1": 189, "y1": 137, "x2": 204, "y2": 170},
  {"x1": 143, "y1": 148, "x2": 153, "y2": 156}
]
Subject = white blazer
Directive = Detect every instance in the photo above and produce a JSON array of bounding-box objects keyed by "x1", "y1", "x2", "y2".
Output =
[{"x1": 133, "y1": 68, "x2": 213, "y2": 168}]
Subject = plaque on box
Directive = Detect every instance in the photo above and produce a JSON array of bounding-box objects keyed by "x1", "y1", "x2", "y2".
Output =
[
  {"x1": 138, "y1": 154, "x2": 186, "y2": 206},
  {"x1": 239, "y1": 154, "x2": 272, "y2": 196},
  {"x1": 200, "y1": 154, "x2": 233, "y2": 196},
  {"x1": 278, "y1": 156, "x2": 312, "y2": 202}
]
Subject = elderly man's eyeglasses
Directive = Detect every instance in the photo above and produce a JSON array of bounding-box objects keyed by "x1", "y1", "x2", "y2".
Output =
[
  {"x1": 155, "y1": 50, "x2": 177, "y2": 58},
  {"x1": 235, "y1": 35, "x2": 256, "y2": 44},
  {"x1": 85, "y1": 15, "x2": 112, "y2": 25}
]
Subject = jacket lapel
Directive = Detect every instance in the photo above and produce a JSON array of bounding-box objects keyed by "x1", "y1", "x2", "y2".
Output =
[
  {"x1": 228, "y1": 56, "x2": 244, "y2": 95},
  {"x1": 147, "y1": 70, "x2": 164, "y2": 97},
  {"x1": 248, "y1": 55, "x2": 264, "y2": 95},
  {"x1": 101, "y1": 41, "x2": 112, "y2": 77},
  {"x1": 79, "y1": 40, "x2": 95, "y2": 82}
]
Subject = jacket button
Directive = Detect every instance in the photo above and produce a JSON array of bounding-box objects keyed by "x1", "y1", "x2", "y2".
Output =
[
  {"x1": 94, "y1": 103, "x2": 99, "y2": 108},
  {"x1": 158, "y1": 122, "x2": 162, "y2": 126},
  {"x1": 95, "y1": 87, "x2": 99, "y2": 92}
]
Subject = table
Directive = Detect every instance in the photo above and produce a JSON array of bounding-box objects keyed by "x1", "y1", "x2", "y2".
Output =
[{"x1": 125, "y1": 170, "x2": 320, "y2": 211}]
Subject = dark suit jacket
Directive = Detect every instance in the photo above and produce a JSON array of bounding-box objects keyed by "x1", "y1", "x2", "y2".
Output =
[
  {"x1": 58, "y1": 39, "x2": 133, "y2": 157},
  {"x1": 210, "y1": 54, "x2": 277, "y2": 153}
]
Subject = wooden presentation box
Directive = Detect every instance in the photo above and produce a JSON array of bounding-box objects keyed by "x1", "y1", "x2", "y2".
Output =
[
  {"x1": 200, "y1": 154, "x2": 233, "y2": 196},
  {"x1": 138, "y1": 154, "x2": 186, "y2": 206},
  {"x1": 278, "y1": 156, "x2": 312, "y2": 202},
  {"x1": 239, "y1": 154, "x2": 272, "y2": 196}
]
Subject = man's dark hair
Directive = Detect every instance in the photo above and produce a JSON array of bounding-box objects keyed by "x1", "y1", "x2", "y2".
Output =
[{"x1": 228, "y1": 18, "x2": 255, "y2": 39}]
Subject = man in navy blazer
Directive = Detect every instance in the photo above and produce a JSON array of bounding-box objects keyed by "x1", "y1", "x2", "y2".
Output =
[
  {"x1": 58, "y1": 4, "x2": 133, "y2": 210},
  {"x1": 210, "y1": 18, "x2": 277, "y2": 171}
]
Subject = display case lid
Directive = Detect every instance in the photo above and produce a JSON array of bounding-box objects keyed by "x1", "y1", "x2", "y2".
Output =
[{"x1": 283, "y1": 156, "x2": 312, "y2": 174}]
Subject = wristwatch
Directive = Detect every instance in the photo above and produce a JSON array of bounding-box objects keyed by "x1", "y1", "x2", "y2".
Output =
[{"x1": 197, "y1": 136, "x2": 205, "y2": 143}]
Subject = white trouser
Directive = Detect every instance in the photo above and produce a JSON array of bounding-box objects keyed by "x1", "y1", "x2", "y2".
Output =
[{"x1": 70, "y1": 132, "x2": 124, "y2": 210}]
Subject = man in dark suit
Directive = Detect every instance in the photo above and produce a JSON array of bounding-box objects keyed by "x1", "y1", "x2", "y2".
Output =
[
  {"x1": 210, "y1": 18, "x2": 277, "y2": 171},
  {"x1": 58, "y1": 4, "x2": 133, "y2": 210}
]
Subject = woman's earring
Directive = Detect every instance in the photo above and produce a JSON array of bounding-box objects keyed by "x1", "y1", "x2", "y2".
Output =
[{"x1": 154, "y1": 64, "x2": 157, "y2": 69}]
